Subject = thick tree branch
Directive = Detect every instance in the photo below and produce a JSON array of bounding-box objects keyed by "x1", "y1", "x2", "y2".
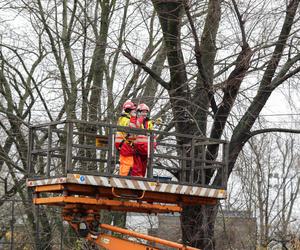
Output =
[
  {"x1": 0, "y1": 178, "x2": 26, "y2": 206},
  {"x1": 0, "y1": 137, "x2": 13, "y2": 172},
  {"x1": 37, "y1": 0, "x2": 71, "y2": 100},
  {"x1": 122, "y1": 50, "x2": 170, "y2": 90},
  {"x1": 209, "y1": 0, "x2": 252, "y2": 141},
  {"x1": 248, "y1": 128, "x2": 300, "y2": 140},
  {"x1": 88, "y1": 0, "x2": 113, "y2": 121},
  {"x1": 231, "y1": 0, "x2": 247, "y2": 48},
  {"x1": 183, "y1": 1, "x2": 217, "y2": 114},
  {"x1": 116, "y1": 38, "x2": 163, "y2": 113},
  {"x1": 106, "y1": 0, "x2": 130, "y2": 116},
  {"x1": 271, "y1": 54, "x2": 300, "y2": 88},
  {"x1": 141, "y1": 43, "x2": 167, "y2": 108},
  {"x1": 229, "y1": 0, "x2": 300, "y2": 173},
  {"x1": 152, "y1": 1, "x2": 197, "y2": 139},
  {"x1": 210, "y1": 45, "x2": 253, "y2": 140},
  {"x1": 62, "y1": 0, "x2": 78, "y2": 119}
]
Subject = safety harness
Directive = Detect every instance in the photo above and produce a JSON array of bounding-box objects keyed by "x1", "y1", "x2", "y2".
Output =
[
  {"x1": 116, "y1": 113, "x2": 135, "y2": 151},
  {"x1": 117, "y1": 134, "x2": 133, "y2": 151}
]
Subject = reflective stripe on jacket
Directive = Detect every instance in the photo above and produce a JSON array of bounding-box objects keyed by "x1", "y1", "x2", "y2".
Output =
[{"x1": 135, "y1": 116, "x2": 156, "y2": 155}]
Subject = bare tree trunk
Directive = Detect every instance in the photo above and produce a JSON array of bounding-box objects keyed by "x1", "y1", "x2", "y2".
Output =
[
  {"x1": 181, "y1": 204, "x2": 219, "y2": 249},
  {"x1": 151, "y1": 2, "x2": 220, "y2": 249},
  {"x1": 88, "y1": 0, "x2": 111, "y2": 121}
]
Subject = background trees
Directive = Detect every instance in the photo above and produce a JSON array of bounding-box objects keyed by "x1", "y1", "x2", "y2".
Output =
[
  {"x1": 228, "y1": 134, "x2": 300, "y2": 249},
  {"x1": 1, "y1": 0, "x2": 300, "y2": 249}
]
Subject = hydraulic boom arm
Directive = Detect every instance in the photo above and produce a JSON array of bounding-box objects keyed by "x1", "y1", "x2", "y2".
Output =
[{"x1": 63, "y1": 207, "x2": 199, "y2": 250}]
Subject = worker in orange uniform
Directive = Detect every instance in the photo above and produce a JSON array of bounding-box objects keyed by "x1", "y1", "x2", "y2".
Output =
[
  {"x1": 115, "y1": 100, "x2": 137, "y2": 176},
  {"x1": 131, "y1": 103, "x2": 156, "y2": 177}
]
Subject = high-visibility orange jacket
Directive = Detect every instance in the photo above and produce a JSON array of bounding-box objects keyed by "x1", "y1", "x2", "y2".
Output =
[
  {"x1": 138, "y1": 117, "x2": 154, "y2": 130},
  {"x1": 131, "y1": 117, "x2": 156, "y2": 177},
  {"x1": 134, "y1": 117, "x2": 156, "y2": 156}
]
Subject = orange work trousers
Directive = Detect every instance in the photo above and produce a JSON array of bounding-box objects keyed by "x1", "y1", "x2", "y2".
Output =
[{"x1": 119, "y1": 154, "x2": 134, "y2": 176}]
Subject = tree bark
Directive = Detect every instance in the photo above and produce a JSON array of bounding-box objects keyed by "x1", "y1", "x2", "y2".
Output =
[
  {"x1": 181, "y1": 204, "x2": 219, "y2": 249},
  {"x1": 152, "y1": 0, "x2": 193, "y2": 137},
  {"x1": 88, "y1": 0, "x2": 111, "y2": 121}
]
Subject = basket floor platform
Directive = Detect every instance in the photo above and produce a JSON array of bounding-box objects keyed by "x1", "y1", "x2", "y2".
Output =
[{"x1": 27, "y1": 173, "x2": 227, "y2": 214}]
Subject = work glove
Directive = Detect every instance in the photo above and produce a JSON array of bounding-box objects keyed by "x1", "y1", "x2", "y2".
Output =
[{"x1": 155, "y1": 117, "x2": 162, "y2": 125}]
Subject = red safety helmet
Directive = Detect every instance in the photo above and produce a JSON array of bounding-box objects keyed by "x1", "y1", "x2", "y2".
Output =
[
  {"x1": 137, "y1": 103, "x2": 150, "y2": 112},
  {"x1": 123, "y1": 100, "x2": 136, "y2": 110}
]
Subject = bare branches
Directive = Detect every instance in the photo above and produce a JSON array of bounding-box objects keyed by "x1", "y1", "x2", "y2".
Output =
[
  {"x1": 260, "y1": 0, "x2": 300, "y2": 89},
  {"x1": 122, "y1": 50, "x2": 170, "y2": 90},
  {"x1": 231, "y1": 0, "x2": 247, "y2": 48},
  {"x1": 229, "y1": 0, "x2": 300, "y2": 172}
]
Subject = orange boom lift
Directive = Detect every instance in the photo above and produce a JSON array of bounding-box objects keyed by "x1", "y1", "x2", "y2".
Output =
[{"x1": 27, "y1": 120, "x2": 228, "y2": 250}]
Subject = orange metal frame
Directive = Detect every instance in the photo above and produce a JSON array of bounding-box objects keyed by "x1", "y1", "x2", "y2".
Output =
[
  {"x1": 30, "y1": 182, "x2": 213, "y2": 249},
  {"x1": 33, "y1": 183, "x2": 218, "y2": 206},
  {"x1": 32, "y1": 182, "x2": 218, "y2": 215},
  {"x1": 34, "y1": 196, "x2": 182, "y2": 213}
]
